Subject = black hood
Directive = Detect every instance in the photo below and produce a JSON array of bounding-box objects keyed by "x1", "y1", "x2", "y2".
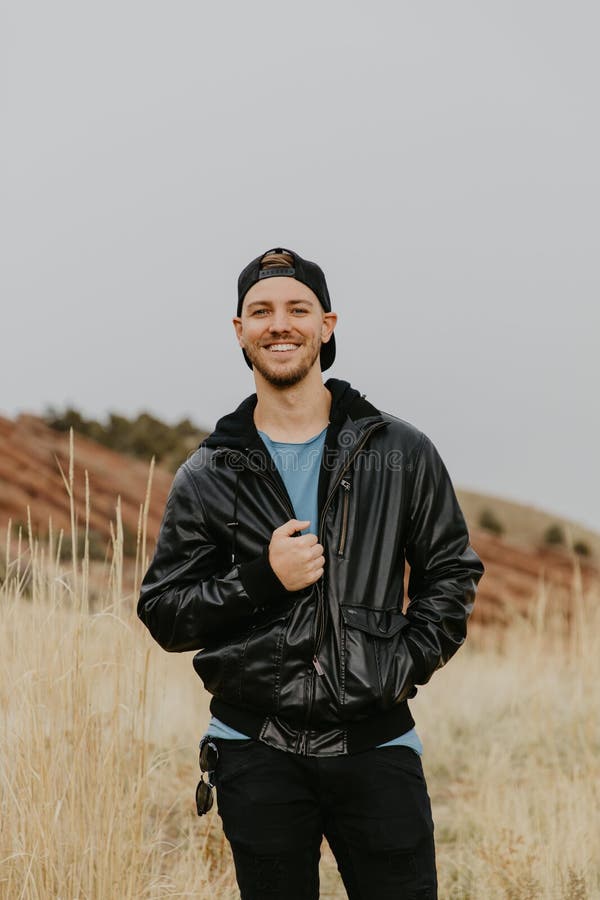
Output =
[{"x1": 202, "y1": 379, "x2": 381, "y2": 450}]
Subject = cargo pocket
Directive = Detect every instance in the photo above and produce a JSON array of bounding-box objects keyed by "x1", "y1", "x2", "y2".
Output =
[{"x1": 340, "y1": 606, "x2": 414, "y2": 715}]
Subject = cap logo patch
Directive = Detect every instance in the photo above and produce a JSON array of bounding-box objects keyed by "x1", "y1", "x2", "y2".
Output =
[{"x1": 258, "y1": 267, "x2": 295, "y2": 279}]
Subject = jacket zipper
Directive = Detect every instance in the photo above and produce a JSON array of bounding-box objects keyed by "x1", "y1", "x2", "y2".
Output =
[
  {"x1": 226, "y1": 451, "x2": 314, "y2": 756},
  {"x1": 304, "y1": 421, "x2": 388, "y2": 750},
  {"x1": 336, "y1": 479, "x2": 351, "y2": 557},
  {"x1": 297, "y1": 422, "x2": 385, "y2": 756},
  {"x1": 227, "y1": 427, "x2": 386, "y2": 755}
]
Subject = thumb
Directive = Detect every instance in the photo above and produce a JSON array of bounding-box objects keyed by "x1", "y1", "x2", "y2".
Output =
[{"x1": 279, "y1": 518, "x2": 310, "y2": 536}]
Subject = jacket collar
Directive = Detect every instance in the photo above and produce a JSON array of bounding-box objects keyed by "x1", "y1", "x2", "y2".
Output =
[{"x1": 202, "y1": 378, "x2": 383, "y2": 451}]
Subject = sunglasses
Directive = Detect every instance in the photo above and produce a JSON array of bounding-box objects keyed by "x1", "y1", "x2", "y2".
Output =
[{"x1": 196, "y1": 738, "x2": 219, "y2": 816}]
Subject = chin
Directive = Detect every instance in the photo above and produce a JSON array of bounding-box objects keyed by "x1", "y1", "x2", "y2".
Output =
[
  {"x1": 252, "y1": 358, "x2": 313, "y2": 388},
  {"x1": 262, "y1": 369, "x2": 311, "y2": 388},
  {"x1": 248, "y1": 344, "x2": 321, "y2": 387}
]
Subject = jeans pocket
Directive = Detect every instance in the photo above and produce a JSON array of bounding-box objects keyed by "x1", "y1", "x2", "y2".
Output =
[{"x1": 213, "y1": 737, "x2": 265, "y2": 786}]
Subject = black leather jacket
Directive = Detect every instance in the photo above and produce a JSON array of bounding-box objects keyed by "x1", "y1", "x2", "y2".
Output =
[{"x1": 138, "y1": 379, "x2": 484, "y2": 756}]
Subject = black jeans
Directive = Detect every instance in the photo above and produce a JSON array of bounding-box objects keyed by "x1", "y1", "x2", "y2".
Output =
[{"x1": 212, "y1": 738, "x2": 437, "y2": 900}]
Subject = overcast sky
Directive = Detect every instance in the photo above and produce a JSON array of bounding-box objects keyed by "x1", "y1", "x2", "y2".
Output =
[{"x1": 2, "y1": 1, "x2": 599, "y2": 532}]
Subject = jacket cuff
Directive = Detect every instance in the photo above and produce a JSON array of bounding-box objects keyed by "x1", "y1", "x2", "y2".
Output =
[{"x1": 238, "y1": 545, "x2": 290, "y2": 608}]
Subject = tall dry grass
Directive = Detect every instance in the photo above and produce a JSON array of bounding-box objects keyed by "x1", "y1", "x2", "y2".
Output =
[{"x1": 1, "y1": 450, "x2": 599, "y2": 898}]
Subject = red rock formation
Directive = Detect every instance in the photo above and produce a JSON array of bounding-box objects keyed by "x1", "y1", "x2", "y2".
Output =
[
  {"x1": 1, "y1": 414, "x2": 598, "y2": 625},
  {"x1": 0, "y1": 414, "x2": 172, "y2": 551}
]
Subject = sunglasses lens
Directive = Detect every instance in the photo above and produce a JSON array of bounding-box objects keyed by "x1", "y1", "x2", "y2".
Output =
[
  {"x1": 195, "y1": 780, "x2": 214, "y2": 816},
  {"x1": 199, "y1": 740, "x2": 219, "y2": 773}
]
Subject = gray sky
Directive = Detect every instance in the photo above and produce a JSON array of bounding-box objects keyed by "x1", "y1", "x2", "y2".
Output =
[{"x1": 2, "y1": 1, "x2": 599, "y2": 532}]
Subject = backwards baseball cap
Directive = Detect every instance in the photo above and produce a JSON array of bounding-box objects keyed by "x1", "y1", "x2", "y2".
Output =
[{"x1": 236, "y1": 247, "x2": 336, "y2": 372}]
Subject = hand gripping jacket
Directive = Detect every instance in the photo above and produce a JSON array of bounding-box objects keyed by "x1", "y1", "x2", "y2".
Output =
[{"x1": 138, "y1": 379, "x2": 485, "y2": 756}]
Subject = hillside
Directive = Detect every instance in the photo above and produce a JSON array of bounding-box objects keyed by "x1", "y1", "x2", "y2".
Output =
[
  {"x1": 457, "y1": 487, "x2": 600, "y2": 559},
  {"x1": 0, "y1": 414, "x2": 173, "y2": 554},
  {"x1": 1, "y1": 413, "x2": 598, "y2": 626}
]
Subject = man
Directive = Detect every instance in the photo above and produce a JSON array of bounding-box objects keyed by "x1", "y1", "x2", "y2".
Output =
[{"x1": 138, "y1": 247, "x2": 484, "y2": 899}]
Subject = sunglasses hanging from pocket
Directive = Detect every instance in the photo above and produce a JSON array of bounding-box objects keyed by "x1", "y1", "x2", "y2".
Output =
[{"x1": 195, "y1": 738, "x2": 219, "y2": 816}]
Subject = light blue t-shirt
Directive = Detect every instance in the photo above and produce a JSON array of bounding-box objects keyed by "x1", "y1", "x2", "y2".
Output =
[
  {"x1": 259, "y1": 427, "x2": 327, "y2": 536},
  {"x1": 204, "y1": 426, "x2": 423, "y2": 756}
]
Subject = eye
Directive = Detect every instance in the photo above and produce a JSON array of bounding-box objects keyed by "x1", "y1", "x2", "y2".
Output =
[
  {"x1": 292, "y1": 307, "x2": 309, "y2": 315},
  {"x1": 252, "y1": 308, "x2": 269, "y2": 316}
]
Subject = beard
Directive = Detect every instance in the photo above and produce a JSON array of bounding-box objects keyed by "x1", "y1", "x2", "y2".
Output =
[{"x1": 244, "y1": 335, "x2": 322, "y2": 387}]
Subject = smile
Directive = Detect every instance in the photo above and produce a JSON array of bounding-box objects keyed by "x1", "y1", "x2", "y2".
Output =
[{"x1": 265, "y1": 344, "x2": 300, "y2": 352}]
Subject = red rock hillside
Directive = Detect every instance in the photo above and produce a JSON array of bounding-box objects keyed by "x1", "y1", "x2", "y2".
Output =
[
  {"x1": 0, "y1": 414, "x2": 172, "y2": 553},
  {"x1": 1, "y1": 414, "x2": 598, "y2": 626}
]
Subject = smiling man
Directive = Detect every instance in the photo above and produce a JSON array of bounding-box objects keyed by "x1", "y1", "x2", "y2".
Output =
[
  {"x1": 138, "y1": 247, "x2": 484, "y2": 899},
  {"x1": 238, "y1": 276, "x2": 330, "y2": 388}
]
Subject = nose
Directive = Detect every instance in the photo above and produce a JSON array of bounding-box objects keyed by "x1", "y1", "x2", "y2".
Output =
[{"x1": 268, "y1": 308, "x2": 292, "y2": 333}]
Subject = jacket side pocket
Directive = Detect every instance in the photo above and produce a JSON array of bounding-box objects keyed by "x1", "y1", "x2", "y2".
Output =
[
  {"x1": 193, "y1": 611, "x2": 291, "y2": 710},
  {"x1": 340, "y1": 607, "x2": 415, "y2": 714}
]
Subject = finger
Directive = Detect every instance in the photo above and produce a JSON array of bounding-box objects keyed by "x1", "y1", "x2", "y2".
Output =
[
  {"x1": 307, "y1": 545, "x2": 325, "y2": 561},
  {"x1": 277, "y1": 519, "x2": 310, "y2": 536},
  {"x1": 306, "y1": 543, "x2": 323, "y2": 557}
]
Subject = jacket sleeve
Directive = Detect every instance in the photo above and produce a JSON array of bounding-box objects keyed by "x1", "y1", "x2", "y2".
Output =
[
  {"x1": 403, "y1": 434, "x2": 484, "y2": 685},
  {"x1": 137, "y1": 464, "x2": 290, "y2": 652}
]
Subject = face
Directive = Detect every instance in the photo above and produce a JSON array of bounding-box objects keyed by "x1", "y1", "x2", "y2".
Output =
[{"x1": 233, "y1": 277, "x2": 337, "y2": 388}]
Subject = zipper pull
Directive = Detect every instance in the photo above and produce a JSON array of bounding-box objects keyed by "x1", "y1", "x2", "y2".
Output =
[
  {"x1": 312, "y1": 655, "x2": 324, "y2": 676},
  {"x1": 341, "y1": 479, "x2": 351, "y2": 492}
]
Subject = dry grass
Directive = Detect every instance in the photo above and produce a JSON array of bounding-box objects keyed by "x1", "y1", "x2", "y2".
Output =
[{"x1": 1, "y1": 473, "x2": 599, "y2": 898}]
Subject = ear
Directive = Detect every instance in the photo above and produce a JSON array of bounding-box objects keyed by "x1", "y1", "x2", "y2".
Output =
[
  {"x1": 321, "y1": 311, "x2": 338, "y2": 344},
  {"x1": 232, "y1": 316, "x2": 244, "y2": 347}
]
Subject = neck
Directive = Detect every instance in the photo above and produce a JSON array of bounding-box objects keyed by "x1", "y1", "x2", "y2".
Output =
[{"x1": 253, "y1": 366, "x2": 331, "y2": 442}]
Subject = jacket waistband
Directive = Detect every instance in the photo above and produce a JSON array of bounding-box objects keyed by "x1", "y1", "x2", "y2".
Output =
[{"x1": 210, "y1": 698, "x2": 416, "y2": 757}]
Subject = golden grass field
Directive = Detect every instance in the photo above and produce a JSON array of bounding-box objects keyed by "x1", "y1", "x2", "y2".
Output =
[{"x1": 1, "y1": 491, "x2": 599, "y2": 898}]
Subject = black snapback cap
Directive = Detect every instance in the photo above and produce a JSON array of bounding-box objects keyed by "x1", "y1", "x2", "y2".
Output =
[{"x1": 236, "y1": 247, "x2": 336, "y2": 372}]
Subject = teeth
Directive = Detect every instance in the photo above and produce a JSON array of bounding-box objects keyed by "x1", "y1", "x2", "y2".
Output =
[{"x1": 268, "y1": 344, "x2": 298, "y2": 352}]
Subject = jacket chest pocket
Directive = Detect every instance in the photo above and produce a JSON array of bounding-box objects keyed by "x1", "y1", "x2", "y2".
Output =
[{"x1": 339, "y1": 606, "x2": 413, "y2": 715}]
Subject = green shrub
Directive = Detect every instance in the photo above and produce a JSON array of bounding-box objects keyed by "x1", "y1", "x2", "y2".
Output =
[
  {"x1": 479, "y1": 508, "x2": 504, "y2": 536},
  {"x1": 44, "y1": 407, "x2": 208, "y2": 472},
  {"x1": 544, "y1": 523, "x2": 565, "y2": 547},
  {"x1": 573, "y1": 540, "x2": 591, "y2": 557}
]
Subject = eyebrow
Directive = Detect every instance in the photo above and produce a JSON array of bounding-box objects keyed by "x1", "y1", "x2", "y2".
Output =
[{"x1": 245, "y1": 298, "x2": 316, "y2": 310}]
